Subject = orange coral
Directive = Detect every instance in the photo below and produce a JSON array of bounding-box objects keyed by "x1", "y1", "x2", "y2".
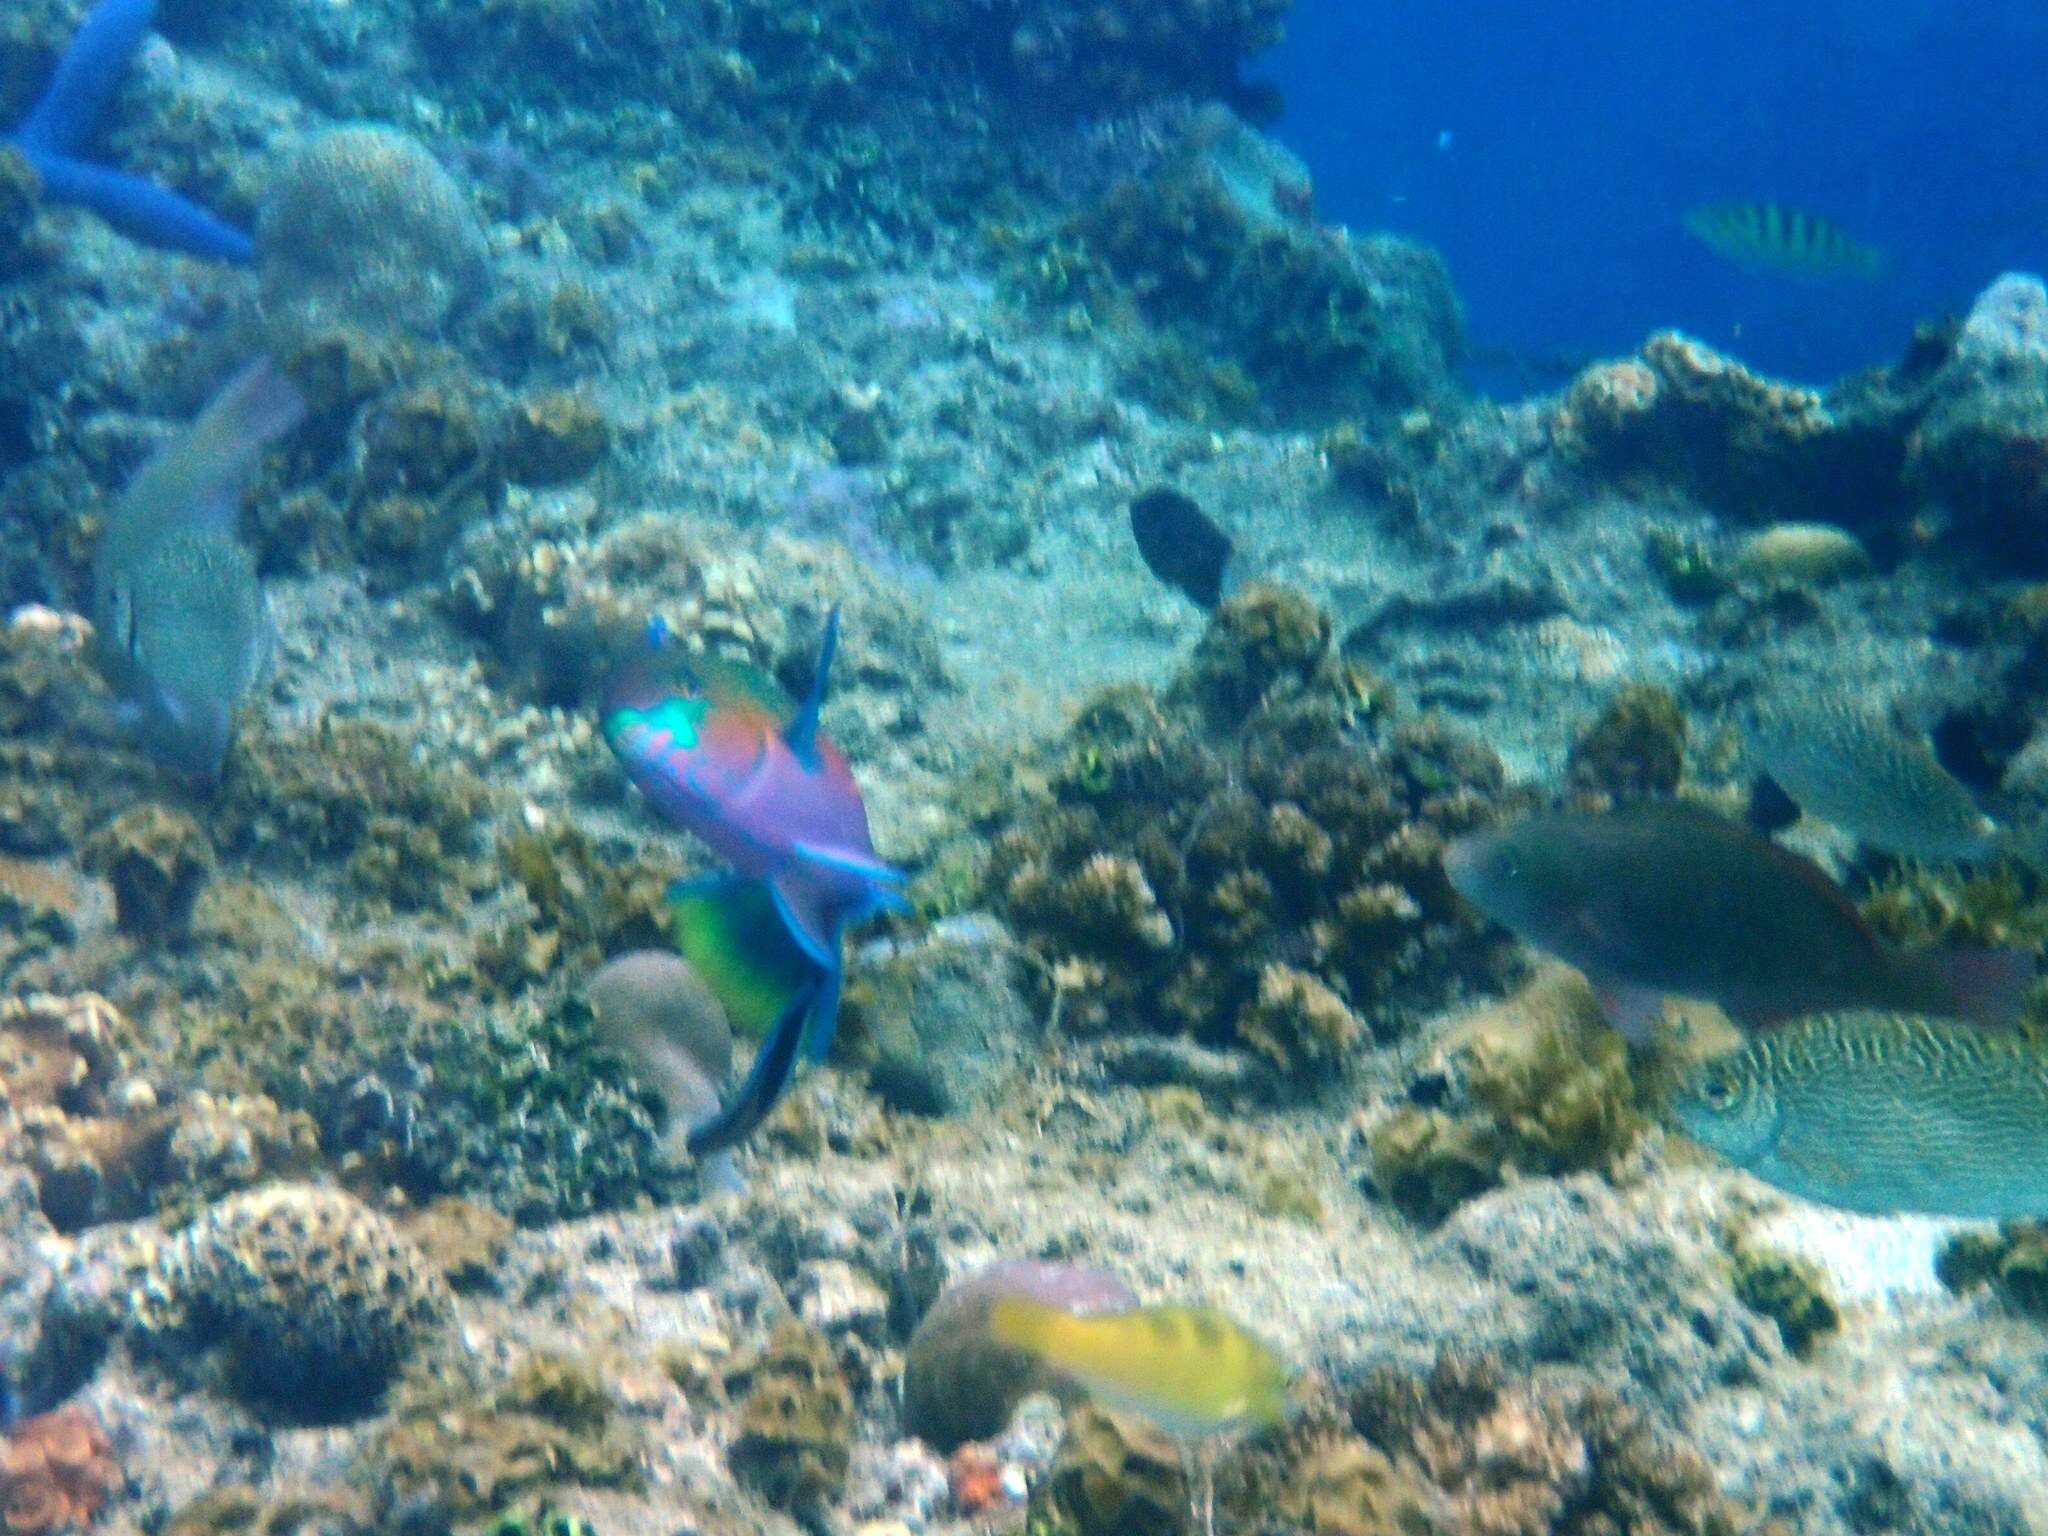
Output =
[{"x1": 1, "y1": 1406, "x2": 118, "y2": 1534}]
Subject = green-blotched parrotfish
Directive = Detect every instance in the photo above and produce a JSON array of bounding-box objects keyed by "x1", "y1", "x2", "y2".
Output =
[
  {"x1": 600, "y1": 606, "x2": 905, "y2": 1153},
  {"x1": 1670, "y1": 1010, "x2": 2048, "y2": 1219},
  {"x1": 1445, "y1": 800, "x2": 2030, "y2": 1041}
]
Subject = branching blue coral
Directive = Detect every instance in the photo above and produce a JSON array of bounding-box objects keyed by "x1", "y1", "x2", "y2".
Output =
[{"x1": 4, "y1": 0, "x2": 252, "y2": 263}]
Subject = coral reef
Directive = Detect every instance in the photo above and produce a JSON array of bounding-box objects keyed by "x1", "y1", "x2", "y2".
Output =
[
  {"x1": 256, "y1": 125, "x2": 490, "y2": 345},
  {"x1": 902, "y1": 1258, "x2": 1136, "y2": 1452},
  {"x1": 1029, "y1": 1403, "x2": 1188, "y2": 1536},
  {"x1": 725, "y1": 1319, "x2": 854, "y2": 1521},
  {"x1": 1937, "y1": 1221, "x2": 2048, "y2": 1317},
  {"x1": 1062, "y1": 110, "x2": 1461, "y2": 420},
  {"x1": 1562, "y1": 683, "x2": 1686, "y2": 807},
  {"x1": 988, "y1": 584, "x2": 1515, "y2": 1067},
  {"x1": 1367, "y1": 968, "x2": 1644, "y2": 1224},
  {"x1": 1347, "y1": 1353, "x2": 1746, "y2": 1536},
  {"x1": 135, "y1": 1184, "x2": 451, "y2": 1417},
  {"x1": 1730, "y1": 1244, "x2": 1841, "y2": 1357},
  {"x1": 83, "y1": 802, "x2": 212, "y2": 941}
]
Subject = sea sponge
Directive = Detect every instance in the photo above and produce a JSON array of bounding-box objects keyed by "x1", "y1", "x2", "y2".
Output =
[
  {"x1": 84, "y1": 802, "x2": 213, "y2": 941},
  {"x1": 143, "y1": 1184, "x2": 451, "y2": 1416},
  {"x1": 257, "y1": 124, "x2": 489, "y2": 344},
  {"x1": 902, "y1": 1258, "x2": 1137, "y2": 1452},
  {"x1": 726, "y1": 1320, "x2": 854, "y2": 1518}
]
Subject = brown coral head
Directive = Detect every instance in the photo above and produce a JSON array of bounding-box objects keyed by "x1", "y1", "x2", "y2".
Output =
[{"x1": 1, "y1": 1406, "x2": 117, "y2": 1534}]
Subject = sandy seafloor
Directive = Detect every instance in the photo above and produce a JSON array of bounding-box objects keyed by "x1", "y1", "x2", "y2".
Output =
[{"x1": 6, "y1": 3, "x2": 2048, "y2": 1534}]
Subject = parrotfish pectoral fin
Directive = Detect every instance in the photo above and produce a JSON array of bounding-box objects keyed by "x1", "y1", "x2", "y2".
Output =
[
  {"x1": 784, "y1": 605, "x2": 840, "y2": 770},
  {"x1": 667, "y1": 872, "x2": 823, "y2": 1042},
  {"x1": 683, "y1": 975, "x2": 818, "y2": 1158}
]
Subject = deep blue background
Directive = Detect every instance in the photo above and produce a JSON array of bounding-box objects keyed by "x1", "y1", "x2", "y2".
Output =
[{"x1": 1259, "y1": 0, "x2": 2048, "y2": 388}]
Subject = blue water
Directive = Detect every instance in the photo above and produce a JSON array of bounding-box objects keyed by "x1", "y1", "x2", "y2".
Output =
[{"x1": 1262, "y1": 0, "x2": 2048, "y2": 387}]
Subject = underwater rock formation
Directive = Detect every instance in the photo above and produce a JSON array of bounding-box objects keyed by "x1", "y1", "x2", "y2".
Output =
[{"x1": 726, "y1": 1319, "x2": 854, "y2": 1521}]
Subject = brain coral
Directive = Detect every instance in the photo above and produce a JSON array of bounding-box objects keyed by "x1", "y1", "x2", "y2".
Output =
[
  {"x1": 142, "y1": 1184, "x2": 450, "y2": 1416},
  {"x1": 257, "y1": 125, "x2": 488, "y2": 342}
]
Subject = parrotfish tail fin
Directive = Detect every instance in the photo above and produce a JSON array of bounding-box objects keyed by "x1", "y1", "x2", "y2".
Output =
[
  {"x1": 800, "y1": 957, "x2": 843, "y2": 1066},
  {"x1": 695, "y1": 1146, "x2": 746, "y2": 1196},
  {"x1": 784, "y1": 604, "x2": 840, "y2": 769},
  {"x1": 1931, "y1": 946, "x2": 2035, "y2": 1031},
  {"x1": 13, "y1": 0, "x2": 156, "y2": 157},
  {"x1": 667, "y1": 872, "x2": 824, "y2": 1042},
  {"x1": 27, "y1": 154, "x2": 255, "y2": 265},
  {"x1": 683, "y1": 974, "x2": 818, "y2": 1159},
  {"x1": 644, "y1": 612, "x2": 671, "y2": 650}
]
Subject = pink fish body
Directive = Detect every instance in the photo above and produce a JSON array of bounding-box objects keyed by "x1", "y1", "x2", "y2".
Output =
[{"x1": 602, "y1": 607, "x2": 902, "y2": 973}]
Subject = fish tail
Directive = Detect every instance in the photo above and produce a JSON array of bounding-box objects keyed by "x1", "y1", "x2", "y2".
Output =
[
  {"x1": 1923, "y1": 946, "x2": 2034, "y2": 1030},
  {"x1": 683, "y1": 976, "x2": 817, "y2": 1158}
]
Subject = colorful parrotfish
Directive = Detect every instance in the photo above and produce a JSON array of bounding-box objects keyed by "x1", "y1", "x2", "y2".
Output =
[{"x1": 602, "y1": 606, "x2": 905, "y2": 1154}]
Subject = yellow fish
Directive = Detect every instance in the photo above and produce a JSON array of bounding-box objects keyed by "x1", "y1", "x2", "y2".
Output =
[{"x1": 986, "y1": 1298, "x2": 1289, "y2": 1438}]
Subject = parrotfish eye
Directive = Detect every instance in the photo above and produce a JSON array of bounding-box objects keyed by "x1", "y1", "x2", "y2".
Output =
[{"x1": 1699, "y1": 1066, "x2": 1738, "y2": 1110}]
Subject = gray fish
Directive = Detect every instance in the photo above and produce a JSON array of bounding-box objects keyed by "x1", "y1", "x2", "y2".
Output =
[
  {"x1": 584, "y1": 949, "x2": 742, "y2": 1191},
  {"x1": 91, "y1": 358, "x2": 303, "y2": 776},
  {"x1": 1670, "y1": 1010, "x2": 2048, "y2": 1219},
  {"x1": 1445, "y1": 801, "x2": 2029, "y2": 1039},
  {"x1": 1753, "y1": 696, "x2": 1995, "y2": 861},
  {"x1": 97, "y1": 526, "x2": 270, "y2": 779}
]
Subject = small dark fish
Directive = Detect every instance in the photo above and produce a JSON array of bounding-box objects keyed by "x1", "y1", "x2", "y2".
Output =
[
  {"x1": 1671, "y1": 1010, "x2": 2048, "y2": 1219},
  {"x1": 1130, "y1": 488, "x2": 1233, "y2": 610},
  {"x1": 1445, "y1": 801, "x2": 2030, "y2": 1040},
  {"x1": 1684, "y1": 201, "x2": 1882, "y2": 279}
]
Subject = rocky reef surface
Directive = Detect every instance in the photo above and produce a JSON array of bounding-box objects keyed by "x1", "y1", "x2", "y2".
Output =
[{"x1": 5, "y1": 2, "x2": 2048, "y2": 1534}]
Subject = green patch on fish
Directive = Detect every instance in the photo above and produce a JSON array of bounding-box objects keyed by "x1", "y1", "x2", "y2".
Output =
[
  {"x1": 1683, "y1": 201, "x2": 1882, "y2": 279},
  {"x1": 1670, "y1": 1010, "x2": 2048, "y2": 1218},
  {"x1": 1752, "y1": 695, "x2": 1996, "y2": 861}
]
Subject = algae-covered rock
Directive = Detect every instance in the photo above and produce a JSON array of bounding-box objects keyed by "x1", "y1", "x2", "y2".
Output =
[
  {"x1": 1938, "y1": 1220, "x2": 2048, "y2": 1317},
  {"x1": 501, "y1": 391, "x2": 610, "y2": 486},
  {"x1": 1033, "y1": 1402, "x2": 1189, "y2": 1536},
  {"x1": 726, "y1": 1320, "x2": 854, "y2": 1518},
  {"x1": 1369, "y1": 968, "x2": 1643, "y2": 1224},
  {"x1": 1731, "y1": 1244, "x2": 1841, "y2": 1356},
  {"x1": 141, "y1": 1184, "x2": 451, "y2": 1417},
  {"x1": 1275, "y1": 1434, "x2": 1433, "y2": 1536},
  {"x1": 902, "y1": 1258, "x2": 1136, "y2": 1452},
  {"x1": 1564, "y1": 683, "x2": 1686, "y2": 806},
  {"x1": 84, "y1": 802, "x2": 212, "y2": 940}
]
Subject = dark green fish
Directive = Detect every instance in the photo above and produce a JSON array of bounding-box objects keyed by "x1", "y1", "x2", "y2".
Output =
[
  {"x1": 1670, "y1": 1010, "x2": 2048, "y2": 1219},
  {"x1": 1445, "y1": 801, "x2": 2028, "y2": 1039},
  {"x1": 1683, "y1": 201, "x2": 1882, "y2": 279},
  {"x1": 1752, "y1": 696, "x2": 1996, "y2": 861},
  {"x1": 97, "y1": 526, "x2": 270, "y2": 778}
]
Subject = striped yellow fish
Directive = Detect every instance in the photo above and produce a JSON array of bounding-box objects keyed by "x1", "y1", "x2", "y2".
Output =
[
  {"x1": 985, "y1": 1298, "x2": 1289, "y2": 1438},
  {"x1": 1683, "y1": 201, "x2": 1882, "y2": 278}
]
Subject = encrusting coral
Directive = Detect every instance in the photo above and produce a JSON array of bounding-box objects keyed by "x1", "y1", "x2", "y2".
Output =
[{"x1": 0, "y1": 1406, "x2": 118, "y2": 1536}]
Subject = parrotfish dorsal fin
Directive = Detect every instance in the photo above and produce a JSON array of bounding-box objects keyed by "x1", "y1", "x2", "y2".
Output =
[{"x1": 785, "y1": 605, "x2": 840, "y2": 770}]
